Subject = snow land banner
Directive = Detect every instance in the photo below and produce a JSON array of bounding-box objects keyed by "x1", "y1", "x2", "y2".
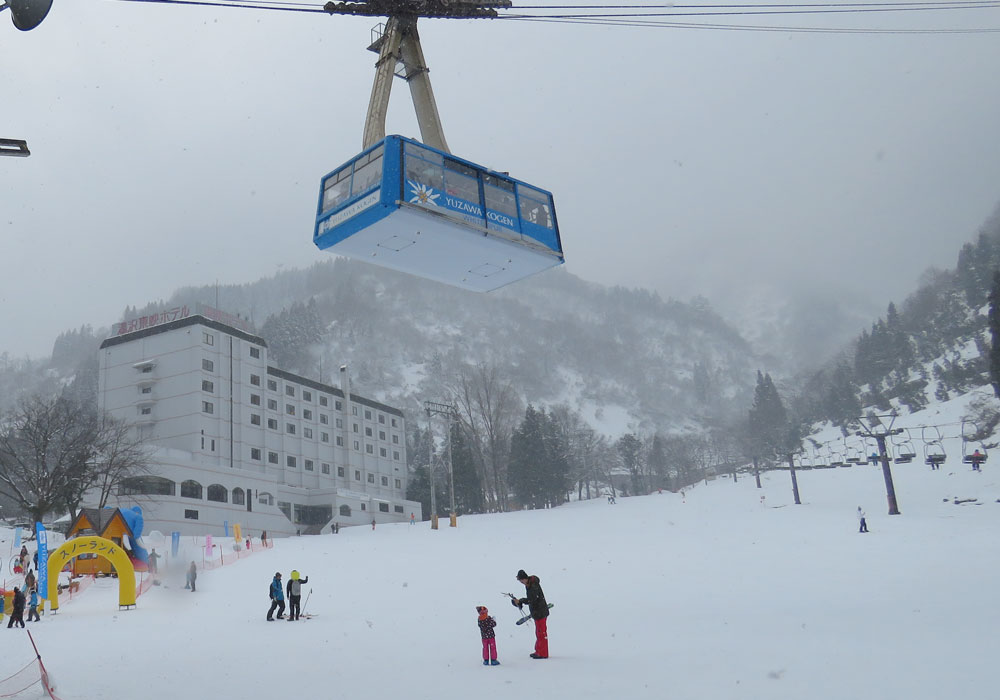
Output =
[{"x1": 35, "y1": 522, "x2": 49, "y2": 599}]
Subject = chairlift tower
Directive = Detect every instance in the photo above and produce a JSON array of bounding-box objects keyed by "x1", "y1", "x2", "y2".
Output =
[
  {"x1": 857, "y1": 413, "x2": 904, "y2": 515},
  {"x1": 324, "y1": 0, "x2": 512, "y2": 153}
]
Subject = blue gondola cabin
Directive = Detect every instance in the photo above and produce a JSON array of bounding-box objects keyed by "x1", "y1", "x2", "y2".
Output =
[{"x1": 314, "y1": 136, "x2": 564, "y2": 292}]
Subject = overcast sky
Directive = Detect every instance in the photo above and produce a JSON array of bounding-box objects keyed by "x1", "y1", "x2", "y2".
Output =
[{"x1": 3, "y1": 1, "x2": 1000, "y2": 358}]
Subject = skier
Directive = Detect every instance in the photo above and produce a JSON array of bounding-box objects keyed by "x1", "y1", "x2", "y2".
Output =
[
  {"x1": 512, "y1": 569, "x2": 549, "y2": 659},
  {"x1": 6, "y1": 586, "x2": 25, "y2": 628},
  {"x1": 266, "y1": 572, "x2": 285, "y2": 621},
  {"x1": 371, "y1": 518, "x2": 376, "y2": 530},
  {"x1": 26, "y1": 587, "x2": 40, "y2": 622},
  {"x1": 857, "y1": 506, "x2": 869, "y2": 533},
  {"x1": 148, "y1": 548, "x2": 160, "y2": 574},
  {"x1": 187, "y1": 562, "x2": 198, "y2": 592},
  {"x1": 285, "y1": 570, "x2": 309, "y2": 621},
  {"x1": 476, "y1": 606, "x2": 500, "y2": 666}
]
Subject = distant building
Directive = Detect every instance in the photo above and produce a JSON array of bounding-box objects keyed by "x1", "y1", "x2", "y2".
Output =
[{"x1": 95, "y1": 305, "x2": 420, "y2": 537}]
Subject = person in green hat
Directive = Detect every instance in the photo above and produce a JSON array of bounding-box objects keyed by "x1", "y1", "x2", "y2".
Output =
[{"x1": 285, "y1": 570, "x2": 310, "y2": 621}]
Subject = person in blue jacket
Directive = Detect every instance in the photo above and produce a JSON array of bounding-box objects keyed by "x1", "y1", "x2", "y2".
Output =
[
  {"x1": 26, "y1": 587, "x2": 40, "y2": 622},
  {"x1": 266, "y1": 572, "x2": 285, "y2": 621}
]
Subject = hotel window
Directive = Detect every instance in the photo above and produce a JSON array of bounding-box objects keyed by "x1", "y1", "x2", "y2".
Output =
[
  {"x1": 267, "y1": 418, "x2": 278, "y2": 430},
  {"x1": 202, "y1": 401, "x2": 214, "y2": 414},
  {"x1": 391, "y1": 418, "x2": 398, "y2": 427},
  {"x1": 268, "y1": 451, "x2": 278, "y2": 464},
  {"x1": 303, "y1": 409, "x2": 313, "y2": 420},
  {"x1": 321, "y1": 463, "x2": 330, "y2": 475},
  {"x1": 337, "y1": 466, "x2": 345, "y2": 477},
  {"x1": 303, "y1": 390, "x2": 312, "y2": 402},
  {"x1": 304, "y1": 428, "x2": 313, "y2": 439},
  {"x1": 141, "y1": 365, "x2": 153, "y2": 374},
  {"x1": 181, "y1": 480, "x2": 203, "y2": 499},
  {"x1": 320, "y1": 414, "x2": 328, "y2": 425},
  {"x1": 287, "y1": 456, "x2": 297, "y2": 468},
  {"x1": 394, "y1": 478, "x2": 401, "y2": 489},
  {"x1": 320, "y1": 396, "x2": 329, "y2": 407},
  {"x1": 250, "y1": 374, "x2": 261, "y2": 386},
  {"x1": 361, "y1": 503, "x2": 366, "y2": 511},
  {"x1": 321, "y1": 432, "x2": 329, "y2": 443},
  {"x1": 379, "y1": 503, "x2": 389, "y2": 513},
  {"x1": 203, "y1": 332, "x2": 214, "y2": 346},
  {"x1": 251, "y1": 394, "x2": 261, "y2": 406},
  {"x1": 364, "y1": 409, "x2": 372, "y2": 420},
  {"x1": 268, "y1": 379, "x2": 277, "y2": 391},
  {"x1": 286, "y1": 404, "x2": 295, "y2": 416},
  {"x1": 184, "y1": 510, "x2": 199, "y2": 520},
  {"x1": 352, "y1": 406, "x2": 358, "y2": 416},
  {"x1": 336, "y1": 436, "x2": 344, "y2": 447},
  {"x1": 207, "y1": 484, "x2": 228, "y2": 503},
  {"x1": 286, "y1": 386, "x2": 295, "y2": 397},
  {"x1": 139, "y1": 406, "x2": 152, "y2": 416},
  {"x1": 140, "y1": 386, "x2": 152, "y2": 395},
  {"x1": 286, "y1": 423, "x2": 296, "y2": 435},
  {"x1": 250, "y1": 347, "x2": 260, "y2": 359},
  {"x1": 379, "y1": 430, "x2": 386, "y2": 440},
  {"x1": 353, "y1": 440, "x2": 360, "y2": 451},
  {"x1": 378, "y1": 414, "x2": 385, "y2": 424},
  {"x1": 394, "y1": 505, "x2": 404, "y2": 514},
  {"x1": 335, "y1": 400, "x2": 342, "y2": 410},
  {"x1": 259, "y1": 492, "x2": 274, "y2": 506},
  {"x1": 268, "y1": 399, "x2": 278, "y2": 411},
  {"x1": 354, "y1": 470, "x2": 361, "y2": 481},
  {"x1": 367, "y1": 473, "x2": 375, "y2": 483},
  {"x1": 353, "y1": 423, "x2": 359, "y2": 433},
  {"x1": 365, "y1": 427, "x2": 373, "y2": 437},
  {"x1": 393, "y1": 451, "x2": 400, "y2": 461},
  {"x1": 336, "y1": 418, "x2": 343, "y2": 428},
  {"x1": 366, "y1": 444, "x2": 374, "y2": 455},
  {"x1": 233, "y1": 488, "x2": 246, "y2": 505},
  {"x1": 250, "y1": 414, "x2": 261, "y2": 426},
  {"x1": 381, "y1": 476, "x2": 388, "y2": 486},
  {"x1": 392, "y1": 435, "x2": 399, "y2": 444},
  {"x1": 251, "y1": 447, "x2": 262, "y2": 461},
  {"x1": 380, "y1": 447, "x2": 387, "y2": 457},
  {"x1": 202, "y1": 359, "x2": 214, "y2": 372},
  {"x1": 305, "y1": 459, "x2": 314, "y2": 471}
]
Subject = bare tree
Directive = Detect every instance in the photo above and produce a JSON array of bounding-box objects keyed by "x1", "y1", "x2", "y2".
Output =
[
  {"x1": 449, "y1": 363, "x2": 520, "y2": 512},
  {"x1": 0, "y1": 394, "x2": 149, "y2": 524}
]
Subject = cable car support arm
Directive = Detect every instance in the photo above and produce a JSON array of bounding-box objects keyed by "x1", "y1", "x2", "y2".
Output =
[{"x1": 324, "y1": 0, "x2": 511, "y2": 153}]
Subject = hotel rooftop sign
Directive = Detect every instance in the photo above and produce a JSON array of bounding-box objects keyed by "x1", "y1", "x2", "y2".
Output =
[{"x1": 113, "y1": 304, "x2": 255, "y2": 337}]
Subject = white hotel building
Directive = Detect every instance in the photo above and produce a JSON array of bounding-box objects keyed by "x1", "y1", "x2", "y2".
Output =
[{"x1": 96, "y1": 307, "x2": 421, "y2": 537}]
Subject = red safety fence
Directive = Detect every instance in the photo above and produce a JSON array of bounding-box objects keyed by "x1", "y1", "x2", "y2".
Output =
[{"x1": 0, "y1": 631, "x2": 62, "y2": 700}]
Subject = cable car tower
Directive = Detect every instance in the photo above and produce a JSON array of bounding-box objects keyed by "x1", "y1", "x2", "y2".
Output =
[{"x1": 315, "y1": 1, "x2": 565, "y2": 292}]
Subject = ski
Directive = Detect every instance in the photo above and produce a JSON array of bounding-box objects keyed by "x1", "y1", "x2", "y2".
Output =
[{"x1": 515, "y1": 603, "x2": 554, "y2": 625}]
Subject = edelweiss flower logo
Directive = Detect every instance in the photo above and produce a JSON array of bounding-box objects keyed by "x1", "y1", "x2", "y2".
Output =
[{"x1": 408, "y1": 181, "x2": 439, "y2": 206}]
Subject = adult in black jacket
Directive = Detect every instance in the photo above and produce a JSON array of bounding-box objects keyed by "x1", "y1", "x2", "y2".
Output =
[
  {"x1": 512, "y1": 569, "x2": 549, "y2": 659},
  {"x1": 7, "y1": 586, "x2": 26, "y2": 628}
]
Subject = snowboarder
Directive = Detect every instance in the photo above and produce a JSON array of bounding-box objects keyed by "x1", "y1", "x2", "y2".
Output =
[
  {"x1": 267, "y1": 572, "x2": 285, "y2": 621},
  {"x1": 857, "y1": 507, "x2": 869, "y2": 533},
  {"x1": 6, "y1": 586, "x2": 25, "y2": 628},
  {"x1": 26, "y1": 587, "x2": 40, "y2": 622},
  {"x1": 187, "y1": 562, "x2": 198, "y2": 592},
  {"x1": 285, "y1": 570, "x2": 309, "y2": 621},
  {"x1": 476, "y1": 606, "x2": 500, "y2": 665},
  {"x1": 512, "y1": 569, "x2": 549, "y2": 659}
]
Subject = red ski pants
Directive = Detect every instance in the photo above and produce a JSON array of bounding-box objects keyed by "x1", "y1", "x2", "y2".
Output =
[
  {"x1": 533, "y1": 617, "x2": 548, "y2": 658},
  {"x1": 481, "y1": 637, "x2": 497, "y2": 661}
]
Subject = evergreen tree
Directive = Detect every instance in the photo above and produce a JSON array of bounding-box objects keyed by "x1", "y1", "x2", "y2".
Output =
[
  {"x1": 616, "y1": 433, "x2": 644, "y2": 495},
  {"x1": 989, "y1": 269, "x2": 1000, "y2": 399},
  {"x1": 746, "y1": 370, "x2": 788, "y2": 463},
  {"x1": 508, "y1": 405, "x2": 547, "y2": 508},
  {"x1": 647, "y1": 433, "x2": 668, "y2": 490},
  {"x1": 450, "y1": 422, "x2": 484, "y2": 514}
]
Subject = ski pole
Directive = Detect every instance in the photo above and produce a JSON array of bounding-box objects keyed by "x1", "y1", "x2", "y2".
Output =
[{"x1": 300, "y1": 588, "x2": 312, "y2": 616}]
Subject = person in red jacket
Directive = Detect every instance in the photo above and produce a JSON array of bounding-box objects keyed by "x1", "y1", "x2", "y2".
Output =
[
  {"x1": 476, "y1": 606, "x2": 500, "y2": 666},
  {"x1": 512, "y1": 569, "x2": 549, "y2": 659}
]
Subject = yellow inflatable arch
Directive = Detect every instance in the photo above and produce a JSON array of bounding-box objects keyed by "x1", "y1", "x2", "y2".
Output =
[{"x1": 45, "y1": 536, "x2": 136, "y2": 611}]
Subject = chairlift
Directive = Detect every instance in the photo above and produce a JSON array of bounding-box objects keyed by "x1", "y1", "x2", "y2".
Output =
[
  {"x1": 811, "y1": 447, "x2": 828, "y2": 469},
  {"x1": 920, "y1": 426, "x2": 946, "y2": 469},
  {"x1": 845, "y1": 443, "x2": 865, "y2": 465},
  {"x1": 961, "y1": 419, "x2": 988, "y2": 470},
  {"x1": 892, "y1": 429, "x2": 916, "y2": 464}
]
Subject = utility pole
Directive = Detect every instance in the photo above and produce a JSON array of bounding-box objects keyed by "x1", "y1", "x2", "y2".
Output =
[
  {"x1": 857, "y1": 413, "x2": 902, "y2": 515},
  {"x1": 424, "y1": 400, "x2": 458, "y2": 528},
  {"x1": 785, "y1": 453, "x2": 801, "y2": 505}
]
